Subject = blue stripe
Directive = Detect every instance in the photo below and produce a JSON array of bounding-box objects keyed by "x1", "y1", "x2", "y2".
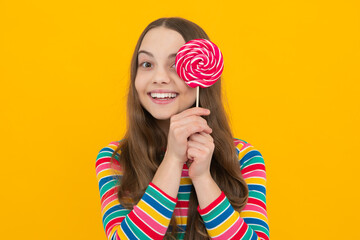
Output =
[
  {"x1": 121, "y1": 218, "x2": 137, "y2": 239},
  {"x1": 240, "y1": 150, "x2": 262, "y2": 165},
  {"x1": 179, "y1": 184, "x2": 192, "y2": 192},
  {"x1": 142, "y1": 192, "x2": 173, "y2": 218},
  {"x1": 204, "y1": 204, "x2": 233, "y2": 229},
  {"x1": 168, "y1": 224, "x2": 187, "y2": 232},
  {"x1": 102, "y1": 205, "x2": 126, "y2": 222},
  {"x1": 101, "y1": 147, "x2": 115, "y2": 153},
  {"x1": 111, "y1": 231, "x2": 117, "y2": 240},
  {"x1": 243, "y1": 217, "x2": 269, "y2": 231},
  {"x1": 98, "y1": 147, "x2": 120, "y2": 159},
  {"x1": 248, "y1": 184, "x2": 266, "y2": 195},
  {"x1": 99, "y1": 176, "x2": 116, "y2": 189},
  {"x1": 250, "y1": 230, "x2": 258, "y2": 240}
]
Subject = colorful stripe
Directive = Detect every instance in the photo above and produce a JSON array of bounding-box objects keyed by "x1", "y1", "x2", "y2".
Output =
[{"x1": 95, "y1": 138, "x2": 269, "y2": 239}]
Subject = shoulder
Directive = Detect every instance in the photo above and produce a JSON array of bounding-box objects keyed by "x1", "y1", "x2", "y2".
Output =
[
  {"x1": 233, "y1": 138, "x2": 266, "y2": 175},
  {"x1": 95, "y1": 140, "x2": 123, "y2": 177}
]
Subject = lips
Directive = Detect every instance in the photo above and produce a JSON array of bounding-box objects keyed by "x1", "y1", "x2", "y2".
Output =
[
  {"x1": 148, "y1": 89, "x2": 179, "y2": 94},
  {"x1": 149, "y1": 92, "x2": 178, "y2": 99},
  {"x1": 148, "y1": 92, "x2": 178, "y2": 104}
]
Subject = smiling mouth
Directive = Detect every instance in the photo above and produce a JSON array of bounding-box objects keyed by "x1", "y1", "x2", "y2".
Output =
[{"x1": 148, "y1": 93, "x2": 178, "y2": 99}]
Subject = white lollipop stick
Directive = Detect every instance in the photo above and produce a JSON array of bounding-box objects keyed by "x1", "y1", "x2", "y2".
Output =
[{"x1": 196, "y1": 86, "x2": 199, "y2": 107}]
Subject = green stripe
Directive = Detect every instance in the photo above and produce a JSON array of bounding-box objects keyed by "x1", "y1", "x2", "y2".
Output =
[
  {"x1": 241, "y1": 157, "x2": 264, "y2": 170},
  {"x1": 201, "y1": 197, "x2": 231, "y2": 222},
  {"x1": 246, "y1": 223, "x2": 269, "y2": 237},
  {"x1": 100, "y1": 179, "x2": 117, "y2": 197},
  {"x1": 97, "y1": 151, "x2": 113, "y2": 159},
  {"x1": 97, "y1": 149, "x2": 120, "y2": 161},
  {"x1": 147, "y1": 185, "x2": 176, "y2": 209},
  {"x1": 103, "y1": 209, "x2": 131, "y2": 227},
  {"x1": 125, "y1": 215, "x2": 152, "y2": 239},
  {"x1": 177, "y1": 192, "x2": 190, "y2": 201},
  {"x1": 177, "y1": 232, "x2": 185, "y2": 239},
  {"x1": 249, "y1": 190, "x2": 266, "y2": 204},
  {"x1": 242, "y1": 225, "x2": 254, "y2": 239}
]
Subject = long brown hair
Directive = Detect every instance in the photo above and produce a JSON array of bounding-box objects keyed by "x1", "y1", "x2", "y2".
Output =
[{"x1": 110, "y1": 17, "x2": 248, "y2": 239}]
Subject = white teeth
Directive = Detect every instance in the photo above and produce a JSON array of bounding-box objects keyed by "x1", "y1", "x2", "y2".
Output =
[{"x1": 150, "y1": 93, "x2": 177, "y2": 99}]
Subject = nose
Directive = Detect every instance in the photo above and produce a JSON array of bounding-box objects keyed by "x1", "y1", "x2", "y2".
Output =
[{"x1": 153, "y1": 66, "x2": 171, "y2": 84}]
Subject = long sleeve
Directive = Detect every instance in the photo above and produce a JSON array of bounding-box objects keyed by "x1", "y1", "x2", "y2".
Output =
[
  {"x1": 197, "y1": 139, "x2": 269, "y2": 240},
  {"x1": 95, "y1": 141, "x2": 177, "y2": 240}
]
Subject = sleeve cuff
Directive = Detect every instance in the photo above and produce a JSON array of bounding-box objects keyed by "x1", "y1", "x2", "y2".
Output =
[
  {"x1": 149, "y1": 182, "x2": 178, "y2": 203},
  {"x1": 197, "y1": 191, "x2": 225, "y2": 215}
]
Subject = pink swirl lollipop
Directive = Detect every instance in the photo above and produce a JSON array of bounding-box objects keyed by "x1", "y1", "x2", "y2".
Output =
[{"x1": 175, "y1": 39, "x2": 224, "y2": 88}]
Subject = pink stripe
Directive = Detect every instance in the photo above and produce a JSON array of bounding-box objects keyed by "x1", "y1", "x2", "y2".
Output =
[
  {"x1": 181, "y1": 170, "x2": 189, "y2": 177},
  {"x1": 102, "y1": 193, "x2": 118, "y2": 210},
  {"x1": 109, "y1": 141, "x2": 120, "y2": 146},
  {"x1": 242, "y1": 204, "x2": 267, "y2": 217},
  {"x1": 97, "y1": 161, "x2": 121, "y2": 173},
  {"x1": 133, "y1": 205, "x2": 167, "y2": 234},
  {"x1": 97, "y1": 162, "x2": 111, "y2": 172},
  {"x1": 243, "y1": 170, "x2": 266, "y2": 179},
  {"x1": 115, "y1": 230, "x2": 120, "y2": 240},
  {"x1": 174, "y1": 207, "x2": 188, "y2": 217},
  {"x1": 112, "y1": 163, "x2": 121, "y2": 171},
  {"x1": 106, "y1": 220, "x2": 123, "y2": 236},
  {"x1": 213, "y1": 217, "x2": 244, "y2": 240}
]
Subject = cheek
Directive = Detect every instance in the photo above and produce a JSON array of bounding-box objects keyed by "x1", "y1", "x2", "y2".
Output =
[
  {"x1": 134, "y1": 77, "x2": 142, "y2": 93},
  {"x1": 188, "y1": 88, "x2": 197, "y2": 99},
  {"x1": 179, "y1": 81, "x2": 196, "y2": 98}
]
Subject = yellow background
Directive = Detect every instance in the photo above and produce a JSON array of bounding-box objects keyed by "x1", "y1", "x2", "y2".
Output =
[{"x1": 1, "y1": 0, "x2": 359, "y2": 239}]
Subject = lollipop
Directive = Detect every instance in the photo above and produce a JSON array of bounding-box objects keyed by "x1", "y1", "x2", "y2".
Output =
[{"x1": 175, "y1": 39, "x2": 224, "y2": 107}]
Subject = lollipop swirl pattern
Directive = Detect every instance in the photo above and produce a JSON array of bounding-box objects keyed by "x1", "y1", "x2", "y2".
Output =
[{"x1": 175, "y1": 39, "x2": 224, "y2": 88}]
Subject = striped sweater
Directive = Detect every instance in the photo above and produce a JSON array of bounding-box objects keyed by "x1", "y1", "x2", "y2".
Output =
[{"x1": 95, "y1": 138, "x2": 269, "y2": 240}]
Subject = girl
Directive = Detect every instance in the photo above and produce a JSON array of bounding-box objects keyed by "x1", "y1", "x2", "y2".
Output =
[{"x1": 95, "y1": 17, "x2": 269, "y2": 240}]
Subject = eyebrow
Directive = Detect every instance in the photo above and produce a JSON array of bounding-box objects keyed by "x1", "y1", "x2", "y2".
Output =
[{"x1": 138, "y1": 50, "x2": 177, "y2": 59}]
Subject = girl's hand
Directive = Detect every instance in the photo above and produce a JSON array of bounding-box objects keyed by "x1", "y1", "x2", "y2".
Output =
[
  {"x1": 164, "y1": 107, "x2": 212, "y2": 165},
  {"x1": 187, "y1": 131, "x2": 215, "y2": 181}
]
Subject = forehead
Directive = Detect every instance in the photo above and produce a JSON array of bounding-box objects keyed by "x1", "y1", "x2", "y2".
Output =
[{"x1": 139, "y1": 27, "x2": 185, "y2": 55}]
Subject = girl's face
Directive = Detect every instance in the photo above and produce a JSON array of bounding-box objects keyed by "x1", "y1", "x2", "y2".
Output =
[{"x1": 135, "y1": 27, "x2": 197, "y2": 121}]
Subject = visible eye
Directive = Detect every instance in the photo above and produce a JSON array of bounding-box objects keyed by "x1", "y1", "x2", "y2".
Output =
[
  {"x1": 171, "y1": 63, "x2": 176, "y2": 68},
  {"x1": 140, "y1": 61, "x2": 152, "y2": 68}
]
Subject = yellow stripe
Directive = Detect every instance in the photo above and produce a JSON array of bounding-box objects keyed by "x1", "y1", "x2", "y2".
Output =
[
  {"x1": 180, "y1": 178, "x2": 192, "y2": 185},
  {"x1": 97, "y1": 169, "x2": 120, "y2": 180},
  {"x1": 245, "y1": 177, "x2": 266, "y2": 186},
  {"x1": 107, "y1": 143, "x2": 120, "y2": 151},
  {"x1": 102, "y1": 198, "x2": 121, "y2": 215},
  {"x1": 175, "y1": 216, "x2": 188, "y2": 225},
  {"x1": 137, "y1": 200, "x2": 169, "y2": 226},
  {"x1": 237, "y1": 146, "x2": 256, "y2": 160},
  {"x1": 236, "y1": 142, "x2": 244, "y2": 150},
  {"x1": 207, "y1": 211, "x2": 240, "y2": 236},
  {"x1": 108, "y1": 227, "x2": 117, "y2": 239},
  {"x1": 116, "y1": 225, "x2": 129, "y2": 240},
  {"x1": 240, "y1": 211, "x2": 268, "y2": 222}
]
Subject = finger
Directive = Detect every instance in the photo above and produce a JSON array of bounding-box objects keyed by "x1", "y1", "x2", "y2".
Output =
[
  {"x1": 172, "y1": 123, "x2": 211, "y2": 142},
  {"x1": 187, "y1": 147, "x2": 202, "y2": 160},
  {"x1": 188, "y1": 139, "x2": 208, "y2": 151},
  {"x1": 190, "y1": 131, "x2": 213, "y2": 141},
  {"x1": 176, "y1": 115, "x2": 210, "y2": 131},
  {"x1": 171, "y1": 107, "x2": 210, "y2": 122},
  {"x1": 189, "y1": 132, "x2": 213, "y2": 144},
  {"x1": 173, "y1": 116, "x2": 212, "y2": 136}
]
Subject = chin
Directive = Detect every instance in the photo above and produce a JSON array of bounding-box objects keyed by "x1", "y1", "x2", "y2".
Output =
[
  {"x1": 150, "y1": 108, "x2": 180, "y2": 120},
  {"x1": 152, "y1": 113, "x2": 172, "y2": 120}
]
